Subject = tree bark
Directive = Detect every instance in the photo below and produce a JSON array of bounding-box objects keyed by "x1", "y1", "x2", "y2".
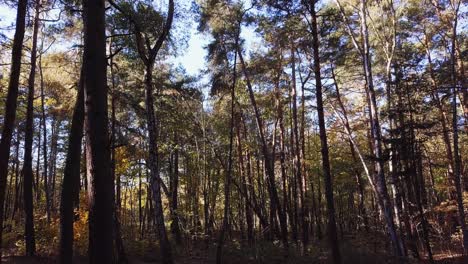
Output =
[
  {"x1": 449, "y1": 1, "x2": 468, "y2": 252},
  {"x1": 170, "y1": 133, "x2": 182, "y2": 244},
  {"x1": 0, "y1": 0, "x2": 28, "y2": 255},
  {"x1": 22, "y1": 0, "x2": 41, "y2": 255},
  {"x1": 59, "y1": 70, "x2": 85, "y2": 264},
  {"x1": 216, "y1": 27, "x2": 239, "y2": 263},
  {"x1": 82, "y1": 0, "x2": 114, "y2": 261},
  {"x1": 310, "y1": 2, "x2": 341, "y2": 263},
  {"x1": 359, "y1": 0, "x2": 403, "y2": 256},
  {"x1": 145, "y1": 63, "x2": 173, "y2": 264},
  {"x1": 238, "y1": 48, "x2": 289, "y2": 252}
]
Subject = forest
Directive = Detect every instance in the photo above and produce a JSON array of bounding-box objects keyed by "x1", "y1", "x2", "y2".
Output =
[{"x1": 0, "y1": 0, "x2": 466, "y2": 263}]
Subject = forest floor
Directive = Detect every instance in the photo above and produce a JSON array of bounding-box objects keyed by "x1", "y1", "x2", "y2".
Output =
[{"x1": 2, "y1": 232, "x2": 467, "y2": 264}]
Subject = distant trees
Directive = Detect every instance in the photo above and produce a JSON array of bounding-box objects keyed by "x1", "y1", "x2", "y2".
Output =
[
  {"x1": 0, "y1": 0, "x2": 465, "y2": 262},
  {"x1": 108, "y1": 0, "x2": 175, "y2": 263}
]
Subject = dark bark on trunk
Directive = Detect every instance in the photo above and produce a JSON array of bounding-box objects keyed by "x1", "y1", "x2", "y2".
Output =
[
  {"x1": 82, "y1": 0, "x2": 114, "y2": 262},
  {"x1": 145, "y1": 64, "x2": 173, "y2": 264},
  {"x1": 11, "y1": 137, "x2": 21, "y2": 221},
  {"x1": 39, "y1": 53, "x2": 48, "y2": 204},
  {"x1": 449, "y1": 2, "x2": 468, "y2": 252},
  {"x1": 35, "y1": 119, "x2": 41, "y2": 201},
  {"x1": 216, "y1": 33, "x2": 237, "y2": 263},
  {"x1": 48, "y1": 116, "x2": 60, "y2": 217},
  {"x1": 108, "y1": 1, "x2": 174, "y2": 261},
  {"x1": 138, "y1": 161, "x2": 143, "y2": 239},
  {"x1": 0, "y1": 0, "x2": 28, "y2": 255},
  {"x1": 59, "y1": 70, "x2": 85, "y2": 264},
  {"x1": 330, "y1": 66, "x2": 369, "y2": 231},
  {"x1": 236, "y1": 126, "x2": 254, "y2": 245},
  {"x1": 291, "y1": 45, "x2": 308, "y2": 247},
  {"x1": 359, "y1": 0, "x2": 403, "y2": 256},
  {"x1": 109, "y1": 39, "x2": 128, "y2": 264},
  {"x1": 170, "y1": 133, "x2": 182, "y2": 244},
  {"x1": 238, "y1": 48, "x2": 289, "y2": 252},
  {"x1": 310, "y1": 3, "x2": 341, "y2": 263},
  {"x1": 22, "y1": 0, "x2": 41, "y2": 255}
]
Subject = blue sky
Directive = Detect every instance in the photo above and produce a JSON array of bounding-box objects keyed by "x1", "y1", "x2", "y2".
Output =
[
  {"x1": 0, "y1": 3, "x2": 208, "y2": 76},
  {"x1": 0, "y1": 2, "x2": 259, "y2": 78}
]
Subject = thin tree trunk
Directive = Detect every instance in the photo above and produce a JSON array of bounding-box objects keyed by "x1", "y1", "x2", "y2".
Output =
[
  {"x1": 170, "y1": 133, "x2": 182, "y2": 244},
  {"x1": 145, "y1": 63, "x2": 173, "y2": 264},
  {"x1": 330, "y1": 66, "x2": 369, "y2": 231},
  {"x1": 310, "y1": 2, "x2": 341, "y2": 262},
  {"x1": 216, "y1": 32, "x2": 237, "y2": 263},
  {"x1": 22, "y1": 0, "x2": 41, "y2": 255},
  {"x1": 449, "y1": 0, "x2": 467, "y2": 252},
  {"x1": 11, "y1": 136, "x2": 21, "y2": 221},
  {"x1": 291, "y1": 45, "x2": 308, "y2": 248},
  {"x1": 109, "y1": 37, "x2": 128, "y2": 263},
  {"x1": 360, "y1": 0, "x2": 403, "y2": 256},
  {"x1": 238, "y1": 47, "x2": 289, "y2": 252},
  {"x1": 40, "y1": 53, "x2": 50, "y2": 220}
]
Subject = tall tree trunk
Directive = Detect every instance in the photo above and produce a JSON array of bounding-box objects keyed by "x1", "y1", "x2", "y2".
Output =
[
  {"x1": 423, "y1": 33, "x2": 456, "y2": 198},
  {"x1": 35, "y1": 118, "x2": 41, "y2": 201},
  {"x1": 360, "y1": 0, "x2": 403, "y2": 256},
  {"x1": 39, "y1": 52, "x2": 48, "y2": 204},
  {"x1": 11, "y1": 136, "x2": 21, "y2": 221},
  {"x1": 82, "y1": 0, "x2": 114, "y2": 261},
  {"x1": 48, "y1": 116, "x2": 60, "y2": 216},
  {"x1": 110, "y1": 39, "x2": 128, "y2": 264},
  {"x1": 310, "y1": 2, "x2": 341, "y2": 263},
  {"x1": 273, "y1": 59, "x2": 289, "y2": 241},
  {"x1": 238, "y1": 48, "x2": 289, "y2": 252},
  {"x1": 22, "y1": 0, "x2": 41, "y2": 255},
  {"x1": 236, "y1": 123, "x2": 254, "y2": 245},
  {"x1": 216, "y1": 33, "x2": 237, "y2": 263},
  {"x1": 449, "y1": 1, "x2": 467, "y2": 252},
  {"x1": 59, "y1": 70, "x2": 85, "y2": 264},
  {"x1": 170, "y1": 133, "x2": 182, "y2": 244},
  {"x1": 330, "y1": 66, "x2": 369, "y2": 231},
  {"x1": 0, "y1": 0, "x2": 28, "y2": 255},
  {"x1": 145, "y1": 63, "x2": 173, "y2": 264},
  {"x1": 291, "y1": 45, "x2": 308, "y2": 248}
]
